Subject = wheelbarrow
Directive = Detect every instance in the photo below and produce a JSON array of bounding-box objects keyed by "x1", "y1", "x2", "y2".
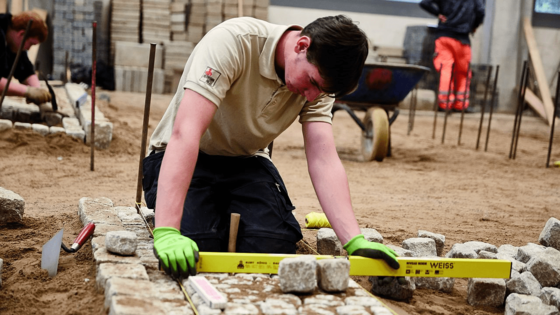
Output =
[{"x1": 333, "y1": 62, "x2": 430, "y2": 161}]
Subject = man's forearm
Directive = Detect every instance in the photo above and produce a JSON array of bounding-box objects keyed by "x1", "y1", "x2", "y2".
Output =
[{"x1": 0, "y1": 77, "x2": 28, "y2": 97}]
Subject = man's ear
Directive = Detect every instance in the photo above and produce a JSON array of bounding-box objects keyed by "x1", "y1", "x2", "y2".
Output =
[{"x1": 295, "y1": 36, "x2": 311, "y2": 53}]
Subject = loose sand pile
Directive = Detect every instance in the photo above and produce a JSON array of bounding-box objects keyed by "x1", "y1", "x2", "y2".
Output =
[{"x1": 0, "y1": 90, "x2": 558, "y2": 314}]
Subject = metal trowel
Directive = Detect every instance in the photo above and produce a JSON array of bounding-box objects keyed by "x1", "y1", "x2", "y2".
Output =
[{"x1": 41, "y1": 223, "x2": 95, "y2": 277}]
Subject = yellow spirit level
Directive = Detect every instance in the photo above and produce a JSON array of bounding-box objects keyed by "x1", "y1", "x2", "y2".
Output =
[{"x1": 196, "y1": 252, "x2": 512, "y2": 279}]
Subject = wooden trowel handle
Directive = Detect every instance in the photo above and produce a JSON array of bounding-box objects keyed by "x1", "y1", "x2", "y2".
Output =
[{"x1": 228, "y1": 213, "x2": 241, "y2": 252}]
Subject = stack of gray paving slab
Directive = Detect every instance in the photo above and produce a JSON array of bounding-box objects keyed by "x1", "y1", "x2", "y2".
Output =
[
  {"x1": 80, "y1": 196, "x2": 396, "y2": 314},
  {"x1": 170, "y1": 0, "x2": 189, "y2": 41},
  {"x1": 113, "y1": 42, "x2": 165, "y2": 94},
  {"x1": 52, "y1": 0, "x2": 97, "y2": 80},
  {"x1": 110, "y1": 0, "x2": 141, "y2": 64},
  {"x1": 142, "y1": 0, "x2": 172, "y2": 44}
]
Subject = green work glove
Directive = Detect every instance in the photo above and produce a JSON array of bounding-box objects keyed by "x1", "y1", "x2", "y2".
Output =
[
  {"x1": 343, "y1": 234, "x2": 400, "y2": 269},
  {"x1": 153, "y1": 227, "x2": 199, "y2": 280}
]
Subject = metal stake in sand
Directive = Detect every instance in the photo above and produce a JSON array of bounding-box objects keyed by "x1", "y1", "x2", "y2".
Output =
[
  {"x1": 509, "y1": 61, "x2": 528, "y2": 159},
  {"x1": 407, "y1": 84, "x2": 418, "y2": 136},
  {"x1": 90, "y1": 21, "x2": 97, "y2": 172},
  {"x1": 432, "y1": 63, "x2": 443, "y2": 139},
  {"x1": 546, "y1": 70, "x2": 560, "y2": 168},
  {"x1": 457, "y1": 63, "x2": 471, "y2": 146},
  {"x1": 484, "y1": 65, "x2": 500, "y2": 152},
  {"x1": 134, "y1": 43, "x2": 157, "y2": 237},
  {"x1": 441, "y1": 63, "x2": 455, "y2": 144},
  {"x1": 0, "y1": 20, "x2": 32, "y2": 110},
  {"x1": 476, "y1": 65, "x2": 493, "y2": 150},
  {"x1": 513, "y1": 66, "x2": 531, "y2": 160}
]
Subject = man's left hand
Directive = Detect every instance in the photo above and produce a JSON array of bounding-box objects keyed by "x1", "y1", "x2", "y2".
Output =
[
  {"x1": 343, "y1": 234, "x2": 400, "y2": 269},
  {"x1": 25, "y1": 87, "x2": 51, "y2": 105}
]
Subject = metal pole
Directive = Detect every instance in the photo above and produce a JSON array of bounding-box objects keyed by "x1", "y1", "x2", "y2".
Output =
[
  {"x1": 484, "y1": 65, "x2": 500, "y2": 152},
  {"x1": 411, "y1": 85, "x2": 418, "y2": 133},
  {"x1": 90, "y1": 21, "x2": 97, "y2": 172},
  {"x1": 509, "y1": 61, "x2": 528, "y2": 159},
  {"x1": 457, "y1": 63, "x2": 471, "y2": 146},
  {"x1": 407, "y1": 85, "x2": 415, "y2": 136},
  {"x1": 441, "y1": 63, "x2": 455, "y2": 144},
  {"x1": 64, "y1": 51, "x2": 69, "y2": 83},
  {"x1": 476, "y1": 65, "x2": 493, "y2": 150},
  {"x1": 432, "y1": 63, "x2": 442, "y2": 139},
  {"x1": 546, "y1": 70, "x2": 559, "y2": 168},
  {"x1": 513, "y1": 66, "x2": 530, "y2": 160},
  {"x1": 135, "y1": 43, "x2": 157, "y2": 237},
  {"x1": 0, "y1": 20, "x2": 33, "y2": 110}
]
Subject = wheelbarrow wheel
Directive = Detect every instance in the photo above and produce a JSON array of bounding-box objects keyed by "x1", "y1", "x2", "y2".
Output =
[{"x1": 361, "y1": 107, "x2": 389, "y2": 162}]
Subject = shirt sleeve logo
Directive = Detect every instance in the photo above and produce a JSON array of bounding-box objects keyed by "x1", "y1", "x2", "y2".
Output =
[{"x1": 200, "y1": 66, "x2": 221, "y2": 87}]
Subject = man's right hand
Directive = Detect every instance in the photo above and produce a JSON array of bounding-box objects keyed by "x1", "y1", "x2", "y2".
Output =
[
  {"x1": 153, "y1": 227, "x2": 199, "y2": 280},
  {"x1": 25, "y1": 87, "x2": 51, "y2": 105}
]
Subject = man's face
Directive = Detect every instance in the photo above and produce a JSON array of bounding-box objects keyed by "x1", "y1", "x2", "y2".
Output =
[
  {"x1": 284, "y1": 37, "x2": 326, "y2": 102},
  {"x1": 9, "y1": 30, "x2": 40, "y2": 52}
]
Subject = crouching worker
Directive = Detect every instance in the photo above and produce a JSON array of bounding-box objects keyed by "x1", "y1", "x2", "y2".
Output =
[
  {"x1": 0, "y1": 11, "x2": 51, "y2": 105},
  {"x1": 142, "y1": 15, "x2": 400, "y2": 280}
]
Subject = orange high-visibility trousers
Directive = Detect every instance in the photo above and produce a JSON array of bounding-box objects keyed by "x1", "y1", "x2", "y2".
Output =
[{"x1": 434, "y1": 37, "x2": 472, "y2": 110}]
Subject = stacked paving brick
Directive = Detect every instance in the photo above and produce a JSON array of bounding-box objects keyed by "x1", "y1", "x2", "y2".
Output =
[
  {"x1": 170, "y1": 1, "x2": 189, "y2": 41},
  {"x1": 52, "y1": 0, "x2": 98, "y2": 80},
  {"x1": 113, "y1": 42, "x2": 165, "y2": 94},
  {"x1": 142, "y1": 0, "x2": 172, "y2": 44},
  {"x1": 79, "y1": 196, "x2": 395, "y2": 314},
  {"x1": 110, "y1": 0, "x2": 141, "y2": 64}
]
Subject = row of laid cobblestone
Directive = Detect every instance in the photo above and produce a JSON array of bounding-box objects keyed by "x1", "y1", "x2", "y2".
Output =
[
  {"x1": 79, "y1": 196, "x2": 396, "y2": 315},
  {"x1": 314, "y1": 217, "x2": 560, "y2": 313},
  {"x1": 0, "y1": 83, "x2": 113, "y2": 149}
]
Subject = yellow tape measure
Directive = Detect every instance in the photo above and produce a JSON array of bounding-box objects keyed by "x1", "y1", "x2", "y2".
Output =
[{"x1": 196, "y1": 252, "x2": 511, "y2": 279}]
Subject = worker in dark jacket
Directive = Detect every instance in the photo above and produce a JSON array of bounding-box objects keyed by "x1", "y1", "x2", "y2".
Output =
[
  {"x1": 0, "y1": 11, "x2": 51, "y2": 105},
  {"x1": 420, "y1": 0, "x2": 485, "y2": 112}
]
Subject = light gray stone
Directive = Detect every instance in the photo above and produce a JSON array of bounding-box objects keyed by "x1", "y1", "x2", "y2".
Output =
[
  {"x1": 83, "y1": 119, "x2": 113, "y2": 150},
  {"x1": 463, "y1": 241, "x2": 498, "y2": 254},
  {"x1": 31, "y1": 124, "x2": 49, "y2": 136},
  {"x1": 417, "y1": 230, "x2": 445, "y2": 256},
  {"x1": 260, "y1": 299, "x2": 297, "y2": 315},
  {"x1": 414, "y1": 277, "x2": 455, "y2": 293},
  {"x1": 369, "y1": 276, "x2": 415, "y2": 301},
  {"x1": 279, "y1": 256, "x2": 317, "y2": 293},
  {"x1": 505, "y1": 293, "x2": 560, "y2": 315},
  {"x1": 478, "y1": 250, "x2": 498, "y2": 259},
  {"x1": 224, "y1": 303, "x2": 259, "y2": 314},
  {"x1": 0, "y1": 119, "x2": 12, "y2": 131},
  {"x1": 539, "y1": 217, "x2": 560, "y2": 251},
  {"x1": 198, "y1": 304, "x2": 222, "y2": 315},
  {"x1": 13, "y1": 122, "x2": 31, "y2": 130},
  {"x1": 335, "y1": 305, "x2": 369, "y2": 315},
  {"x1": 298, "y1": 305, "x2": 335, "y2": 315},
  {"x1": 104, "y1": 277, "x2": 155, "y2": 310},
  {"x1": 265, "y1": 294, "x2": 302, "y2": 308},
  {"x1": 65, "y1": 128, "x2": 85, "y2": 141},
  {"x1": 62, "y1": 117, "x2": 81, "y2": 129},
  {"x1": 78, "y1": 197, "x2": 115, "y2": 226},
  {"x1": 105, "y1": 230, "x2": 138, "y2": 256},
  {"x1": 96, "y1": 263, "x2": 149, "y2": 291},
  {"x1": 109, "y1": 295, "x2": 166, "y2": 315},
  {"x1": 317, "y1": 228, "x2": 343, "y2": 256},
  {"x1": 317, "y1": 259, "x2": 350, "y2": 292},
  {"x1": 506, "y1": 271, "x2": 542, "y2": 296},
  {"x1": 445, "y1": 243, "x2": 478, "y2": 259},
  {"x1": 517, "y1": 243, "x2": 547, "y2": 263},
  {"x1": 152, "y1": 279, "x2": 185, "y2": 302},
  {"x1": 49, "y1": 126, "x2": 65, "y2": 134},
  {"x1": 499, "y1": 244, "x2": 520, "y2": 258},
  {"x1": 362, "y1": 228, "x2": 383, "y2": 244},
  {"x1": 386, "y1": 244, "x2": 414, "y2": 257},
  {"x1": 369, "y1": 306, "x2": 393, "y2": 315},
  {"x1": 467, "y1": 278, "x2": 506, "y2": 307},
  {"x1": 343, "y1": 296, "x2": 383, "y2": 307},
  {"x1": 539, "y1": 287, "x2": 560, "y2": 310},
  {"x1": 497, "y1": 253, "x2": 526, "y2": 273},
  {"x1": 0, "y1": 187, "x2": 25, "y2": 223},
  {"x1": 303, "y1": 295, "x2": 345, "y2": 307},
  {"x1": 402, "y1": 238, "x2": 437, "y2": 257},
  {"x1": 526, "y1": 247, "x2": 560, "y2": 287}
]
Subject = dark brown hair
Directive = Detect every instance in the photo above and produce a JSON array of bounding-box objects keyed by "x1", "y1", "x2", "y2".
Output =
[
  {"x1": 10, "y1": 11, "x2": 48, "y2": 43},
  {"x1": 301, "y1": 15, "x2": 368, "y2": 98}
]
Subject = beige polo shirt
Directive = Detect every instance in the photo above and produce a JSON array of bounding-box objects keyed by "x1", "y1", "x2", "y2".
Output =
[{"x1": 148, "y1": 17, "x2": 334, "y2": 157}]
